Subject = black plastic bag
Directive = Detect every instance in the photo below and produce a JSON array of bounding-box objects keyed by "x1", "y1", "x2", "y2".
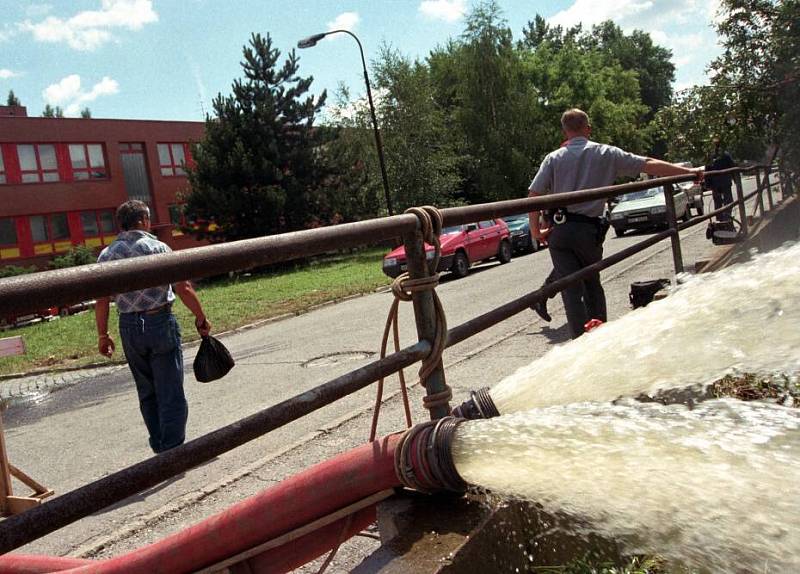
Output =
[
  {"x1": 629, "y1": 279, "x2": 670, "y2": 309},
  {"x1": 193, "y1": 335, "x2": 235, "y2": 383}
]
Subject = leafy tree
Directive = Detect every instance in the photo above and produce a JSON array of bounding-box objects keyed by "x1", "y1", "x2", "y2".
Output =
[
  {"x1": 6, "y1": 90, "x2": 21, "y2": 106},
  {"x1": 80, "y1": 107, "x2": 92, "y2": 118},
  {"x1": 448, "y1": 1, "x2": 539, "y2": 203},
  {"x1": 710, "y1": 0, "x2": 800, "y2": 170},
  {"x1": 583, "y1": 21, "x2": 675, "y2": 120},
  {"x1": 371, "y1": 47, "x2": 462, "y2": 211},
  {"x1": 42, "y1": 104, "x2": 64, "y2": 118},
  {"x1": 521, "y1": 39, "x2": 649, "y2": 155},
  {"x1": 183, "y1": 33, "x2": 328, "y2": 241}
]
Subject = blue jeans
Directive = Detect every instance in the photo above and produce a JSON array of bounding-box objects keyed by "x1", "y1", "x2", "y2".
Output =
[{"x1": 118, "y1": 308, "x2": 187, "y2": 453}]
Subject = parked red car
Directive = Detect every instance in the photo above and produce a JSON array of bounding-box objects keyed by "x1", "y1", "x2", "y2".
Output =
[{"x1": 382, "y1": 219, "x2": 512, "y2": 279}]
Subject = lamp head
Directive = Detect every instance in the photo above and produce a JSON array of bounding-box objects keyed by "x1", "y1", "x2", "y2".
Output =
[{"x1": 297, "y1": 33, "x2": 327, "y2": 49}]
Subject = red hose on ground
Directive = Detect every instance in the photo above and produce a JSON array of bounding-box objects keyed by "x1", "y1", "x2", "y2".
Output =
[
  {"x1": 0, "y1": 555, "x2": 93, "y2": 573},
  {"x1": 230, "y1": 506, "x2": 377, "y2": 574},
  {"x1": 29, "y1": 434, "x2": 402, "y2": 574}
]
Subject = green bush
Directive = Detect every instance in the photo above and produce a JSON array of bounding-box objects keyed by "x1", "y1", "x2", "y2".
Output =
[
  {"x1": 0, "y1": 264, "x2": 37, "y2": 278},
  {"x1": 50, "y1": 245, "x2": 97, "y2": 269}
]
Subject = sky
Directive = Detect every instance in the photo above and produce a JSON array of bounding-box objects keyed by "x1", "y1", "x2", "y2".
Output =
[{"x1": 0, "y1": 0, "x2": 724, "y2": 121}]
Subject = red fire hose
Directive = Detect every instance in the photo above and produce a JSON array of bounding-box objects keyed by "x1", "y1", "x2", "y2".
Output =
[{"x1": 0, "y1": 434, "x2": 403, "y2": 574}]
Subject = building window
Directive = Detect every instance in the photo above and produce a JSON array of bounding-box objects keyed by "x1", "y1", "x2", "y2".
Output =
[
  {"x1": 99, "y1": 210, "x2": 116, "y2": 234},
  {"x1": 0, "y1": 150, "x2": 6, "y2": 184},
  {"x1": 31, "y1": 214, "x2": 70, "y2": 241},
  {"x1": 81, "y1": 210, "x2": 116, "y2": 237},
  {"x1": 157, "y1": 143, "x2": 191, "y2": 176},
  {"x1": 69, "y1": 143, "x2": 107, "y2": 180},
  {"x1": 18, "y1": 144, "x2": 59, "y2": 183},
  {"x1": 0, "y1": 218, "x2": 16, "y2": 246}
]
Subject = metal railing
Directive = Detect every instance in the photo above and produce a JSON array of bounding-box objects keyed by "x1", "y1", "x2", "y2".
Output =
[{"x1": 0, "y1": 162, "x2": 792, "y2": 552}]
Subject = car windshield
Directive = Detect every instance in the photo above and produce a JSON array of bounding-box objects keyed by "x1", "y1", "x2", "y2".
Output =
[
  {"x1": 442, "y1": 225, "x2": 465, "y2": 235},
  {"x1": 502, "y1": 215, "x2": 527, "y2": 224},
  {"x1": 618, "y1": 187, "x2": 663, "y2": 202}
]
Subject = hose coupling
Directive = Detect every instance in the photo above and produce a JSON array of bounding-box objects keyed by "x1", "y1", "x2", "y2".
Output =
[
  {"x1": 451, "y1": 387, "x2": 500, "y2": 420},
  {"x1": 394, "y1": 416, "x2": 468, "y2": 493}
]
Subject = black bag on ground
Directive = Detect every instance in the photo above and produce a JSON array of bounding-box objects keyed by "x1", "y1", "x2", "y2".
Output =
[
  {"x1": 193, "y1": 335, "x2": 235, "y2": 382},
  {"x1": 629, "y1": 279, "x2": 670, "y2": 309}
]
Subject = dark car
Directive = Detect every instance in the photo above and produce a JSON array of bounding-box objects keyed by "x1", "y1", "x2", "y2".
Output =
[
  {"x1": 501, "y1": 214, "x2": 541, "y2": 253},
  {"x1": 382, "y1": 219, "x2": 512, "y2": 279}
]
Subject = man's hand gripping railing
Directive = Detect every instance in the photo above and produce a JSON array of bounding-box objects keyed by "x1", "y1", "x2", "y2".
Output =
[{"x1": 369, "y1": 206, "x2": 450, "y2": 441}]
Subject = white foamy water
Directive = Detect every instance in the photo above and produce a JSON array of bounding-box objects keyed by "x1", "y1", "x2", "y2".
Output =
[
  {"x1": 491, "y1": 242, "x2": 800, "y2": 412},
  {"x1": 452, "y1": 400, "x2": 800, "y2": 572}
]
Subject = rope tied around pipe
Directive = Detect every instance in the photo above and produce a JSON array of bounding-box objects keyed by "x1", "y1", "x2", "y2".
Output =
[{"x1": 370, "y1": 206, "x2": 451, "y2": 441}]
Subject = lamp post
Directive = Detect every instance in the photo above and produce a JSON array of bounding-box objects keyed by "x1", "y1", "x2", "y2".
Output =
[{"x1": 298, "y1": 30, "x2": 394, "y2": 216}]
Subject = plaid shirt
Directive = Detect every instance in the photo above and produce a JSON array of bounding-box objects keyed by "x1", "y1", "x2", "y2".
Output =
[{"x1": 97, "y1": 230, "x2": 176, "y2": 313}]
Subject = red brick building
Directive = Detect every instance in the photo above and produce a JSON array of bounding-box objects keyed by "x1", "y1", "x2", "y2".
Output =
[{"x1": 0, "y1": 105, "x2": 205, "y2": 268}]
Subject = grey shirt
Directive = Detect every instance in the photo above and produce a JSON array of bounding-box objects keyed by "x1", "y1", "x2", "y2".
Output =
[{"x1": 529, "y1": 137, "x2": 647, "y2": 217}]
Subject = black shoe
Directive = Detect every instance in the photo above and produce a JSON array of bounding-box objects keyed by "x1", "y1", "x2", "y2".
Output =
[{"x1": 531, "y1": 299, "x2": 552, "y2": 322}]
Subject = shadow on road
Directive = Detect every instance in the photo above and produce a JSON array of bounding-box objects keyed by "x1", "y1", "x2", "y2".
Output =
[{"x1": 532, "y1": 322, "x2": 571, "y2": 345}]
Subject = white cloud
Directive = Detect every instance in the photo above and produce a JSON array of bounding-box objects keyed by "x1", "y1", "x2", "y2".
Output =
[
  {"x1": 418, "y1": 0, "x2": 466, "y2": 22},
  {"x1": 0, "y1": 69, "x2": 20, "y2": 79},
  {"x1": 42, "y1": 74, "x2": 120, "y2": 116},
  {"x1": 550, "y1": 0, "x2": 653, "y2": 29},
  {"x1": 21, "y1": 0, "x2": 158, "y2": 51},
  {"x1": 327, "y1": 12, "x2": 360, "y2": 33},
  {"x1": 548, "y1": 0, "x2": 723, "y2": 89}
]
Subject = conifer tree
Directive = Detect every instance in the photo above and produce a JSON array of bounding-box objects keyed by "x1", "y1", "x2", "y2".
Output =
[
  {"x1": 6, "y1": 90, "x2": 21, "y2": 106},
  {"x1": 184, "y1": 33, "x2": 327, "y2": 241},
  {"x1": 42, "y1": 104, "x2": 64, "y2": 117}
]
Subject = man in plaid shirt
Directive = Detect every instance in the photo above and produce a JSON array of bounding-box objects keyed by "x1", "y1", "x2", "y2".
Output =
[{"x1": 95, "y1": 200, "x2": 211, "y2": 453}]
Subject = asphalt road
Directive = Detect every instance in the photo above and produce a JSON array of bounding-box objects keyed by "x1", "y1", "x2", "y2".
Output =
[{"x1": 1, "y1": 180, "x2": 759, "y2": 562}]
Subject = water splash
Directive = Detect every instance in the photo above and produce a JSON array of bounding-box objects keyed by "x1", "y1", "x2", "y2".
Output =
[
  {"x1": 492, "y1": 242, "x2": 800, "y2": 412},
  {"x1": 452, "y1": 400, "x2": 800, "y2": 572}
]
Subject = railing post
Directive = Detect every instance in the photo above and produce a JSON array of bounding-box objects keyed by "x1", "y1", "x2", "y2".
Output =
[
  {"x1": 401, "y1": 225, "x2": 450, "y2": 420},
  {"x1": 755, "y1": 169, "x2": 766, "y2": 216},
  {"x1": 663, "y1": 183, "x2": 684, "y2": 274},
  {"x1": 734, "y1": 172, "x2": 749, "y2": 236},
  {"x1": 764, "y1": 166, "x2": 775, "y2": 210}
]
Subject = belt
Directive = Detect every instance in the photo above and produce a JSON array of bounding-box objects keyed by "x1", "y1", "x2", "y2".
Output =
[
  {"x1": 553, "y1": 210, "x2": 602, "y2": 225},
  {"x1": 124, "y1": 304, "x2": 172, "y2": 316}
]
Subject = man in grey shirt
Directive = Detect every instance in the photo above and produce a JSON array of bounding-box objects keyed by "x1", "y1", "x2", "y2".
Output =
[{"x1": 528, "y1": 108, "x2": 701, "y2": 338}]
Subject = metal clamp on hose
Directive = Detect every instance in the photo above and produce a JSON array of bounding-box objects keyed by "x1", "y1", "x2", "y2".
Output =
[
  {"x1": 394, "y1": 417, "x2": 468, "y2": 493},
  {"x1": 451, "y1": 387, "x2": 500, "y2": 420}
]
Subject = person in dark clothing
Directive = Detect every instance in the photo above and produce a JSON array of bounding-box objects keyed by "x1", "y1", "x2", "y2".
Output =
[
  {"x1": 528, "y1": 109, "x2": 701, "y2": 339},
  {"x1": 705, "y1": 138, "x2": 736, "y2": 222}
]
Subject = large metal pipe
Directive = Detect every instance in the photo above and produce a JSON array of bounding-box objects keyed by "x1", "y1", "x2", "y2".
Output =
[
  {"x1": 0, "y1": 168, "x2": 757, "y2": 318},
  {"x1": 0, "y1": 342, "x2": 429, "y2": 554}
]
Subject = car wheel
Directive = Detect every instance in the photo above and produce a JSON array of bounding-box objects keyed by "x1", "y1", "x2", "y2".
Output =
[
  {"x1": 613, "y1": 226, "x2": 625, "y2": 237},
  {"x1": 451, "y1": 252, "x2": 469, "y2": 278},
  {"x1": 498, "y1": 240, "x2": 512, "y2": 264}
]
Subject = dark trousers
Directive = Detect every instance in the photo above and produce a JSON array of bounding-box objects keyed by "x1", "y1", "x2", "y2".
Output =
[
  {"x1": 547, "y1": 221, "x2": 607, "y2": 339},
  {"x1": 119, "y1": 308, "x2": 187, "y2": 453},
  {"x1": 712, "y1": 185, "x2": 734, "y2": 222}
]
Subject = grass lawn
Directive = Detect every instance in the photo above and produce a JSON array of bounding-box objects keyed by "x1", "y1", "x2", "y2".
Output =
[{"x1": 0, "y1": 249, "x2": 391, "y2": 376}]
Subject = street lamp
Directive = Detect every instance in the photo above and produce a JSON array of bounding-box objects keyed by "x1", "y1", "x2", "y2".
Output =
[{"x1": 298, "y1": 30, "x2": 394, "y2": 216}]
